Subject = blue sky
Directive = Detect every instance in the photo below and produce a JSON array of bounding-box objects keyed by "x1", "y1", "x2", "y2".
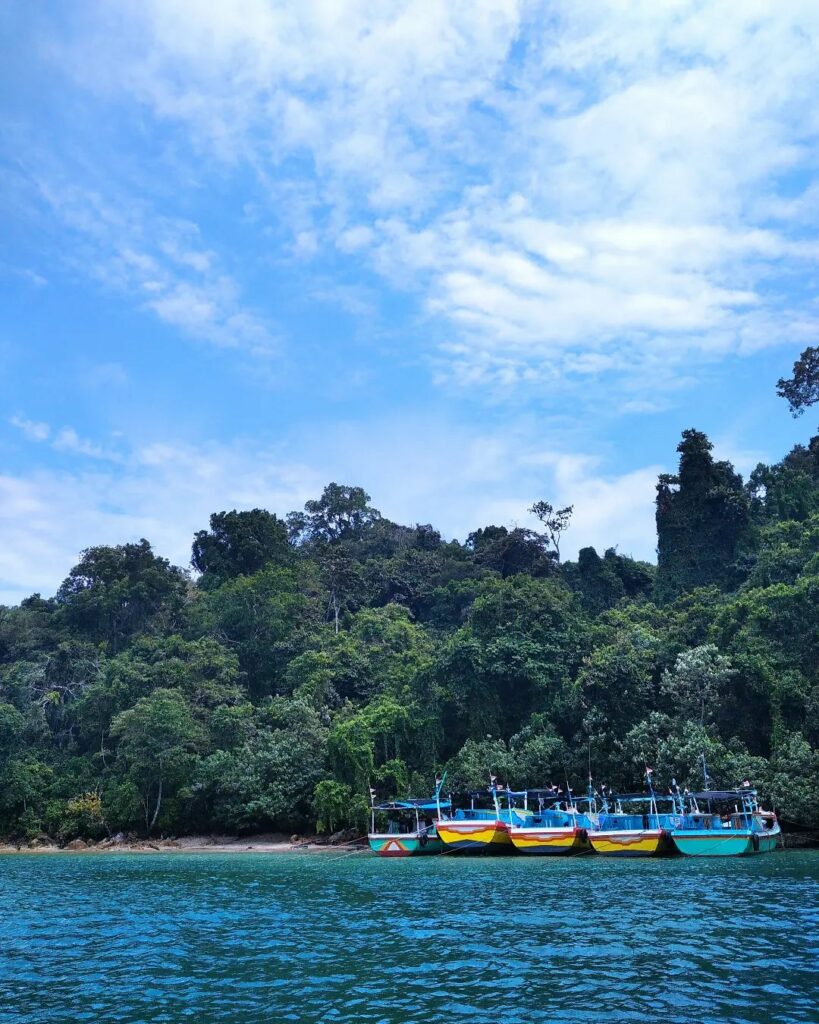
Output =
[{"x1": 1, "y1": 1, "x2": 817, "y2": 604}]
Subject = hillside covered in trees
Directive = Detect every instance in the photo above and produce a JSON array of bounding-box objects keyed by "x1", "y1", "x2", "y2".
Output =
[{"x1": 1, "y1": 386, "x2": 818, "y2": 841}]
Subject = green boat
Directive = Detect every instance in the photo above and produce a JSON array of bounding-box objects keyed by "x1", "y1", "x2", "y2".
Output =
[
  {"x1": 670, "y1": 784, "x2": 781, "y2": 856},
  {"x1": 368, "y1": 796, "x2": 450, "y2": 857}
]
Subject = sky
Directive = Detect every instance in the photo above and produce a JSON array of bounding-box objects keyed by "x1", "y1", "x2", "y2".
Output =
[{"x1": 1, "y1": 1, "x2": 818, "y2": 605}]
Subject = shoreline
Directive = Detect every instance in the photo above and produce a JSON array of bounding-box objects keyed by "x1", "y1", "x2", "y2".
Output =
[{"x1": 0, "y1": 834, "x2": 369, "y2": 855}]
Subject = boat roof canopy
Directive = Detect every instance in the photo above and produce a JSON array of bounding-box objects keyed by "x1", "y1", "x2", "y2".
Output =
[
  {"x1": 465, "y1": 788, "x2": 527, "y2": 799},
  {"x1": 689, "y1": 790, "x2": 757, "y2": 801},
  {"x1": 372, "y1": 799, "x2": 450, "y2": 812},
  {"x1": 611, "y1": 792, "x2": 674, "y2": 802}
]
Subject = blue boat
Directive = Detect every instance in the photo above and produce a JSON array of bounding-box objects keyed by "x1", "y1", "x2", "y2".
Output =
[
  {"x1": 588, "y1": 773, "x2": 679, "y2": 856},
  {"x1": 670, "y1": 785, "x2": 781, "y2": 856},
  {"x1": 436, "y1": 781, "x2": 533, "y2": 853},
  {"x1": 508, "y1": 786, "x2": 596, "y2": 855},
  {"x1": 368, "y1": 784, "x2": 452, "y2": 857}
]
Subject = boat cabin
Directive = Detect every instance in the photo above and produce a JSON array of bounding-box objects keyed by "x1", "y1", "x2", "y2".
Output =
[
  {"x1": 450, "y1": 787, "x2": 532, "y2": 826},
  {"x1": 370, "y1": 798, "x2": 450, "y2": 836},
  {"x1": 682, "y1": 790, "x2": 776, "y2": 833},
  {"x1": 599, "y1": 792, "x2": 682, "y2": 831},
  {"x1": 525, "y1": 789, "x2": 595, "y2": 829}
]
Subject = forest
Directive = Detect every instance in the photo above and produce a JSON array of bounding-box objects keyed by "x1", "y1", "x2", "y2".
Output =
[{"x1": 1, "y1": 354, "x2": 817, "y2": 842}]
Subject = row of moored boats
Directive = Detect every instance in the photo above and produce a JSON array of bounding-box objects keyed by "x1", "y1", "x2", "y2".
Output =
[{"x1": 368, "y1": 770, "x2": 781, "y2": 858}]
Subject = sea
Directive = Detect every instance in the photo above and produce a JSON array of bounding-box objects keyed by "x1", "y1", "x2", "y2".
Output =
[{"x1": 1, "y1": 850, "x2": 816, "y2": 1023}]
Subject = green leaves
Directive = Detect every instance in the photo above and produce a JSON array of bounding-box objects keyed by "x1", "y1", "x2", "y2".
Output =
[
  {"x1": 192, "y1": 509, "x2": 292, "y2": 588},
  {"x1": 0, "y1": 439, "x2": 818, "y2": 839},
  {"x1": 656, "y1": 429, "x2": 753, "y2": 600},
  {"x1": 111, "y1": 688, "x2": 205, "y2": 834},
  {"x1": 314, "y1": 780, "x2": 353, "y2": 834},
  {"x1": 196, "y1": 698, "x2": 329, "y2": 832},
  {"x1": 777, "y1": 346, "x2": 819, "y2": 417},
  {"x1": 55, "y1": 540, "x2": 187, "y2": 650},
  {"x1": 661, "y1": 644, "x2": 736, "y2": 726}
]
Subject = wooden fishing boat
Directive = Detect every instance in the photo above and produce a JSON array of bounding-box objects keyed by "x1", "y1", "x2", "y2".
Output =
[
  {"x1": 589, "y1": 821, "x2": 675, "y2": 856},
  {"x1": 670, "y1": 787, "x2": 781, "y2": 856},
  {"x1": 368, "y1": 797, "x2": 449, "y2": 857},
  {"x1": 435, "y1": 784, "x2": 532, "y2": 854},
  {"x1": 588, "y1": 779, "x2": 678, "y2": 857},
  {"x1": 508, "y1": 787, "x2": 595, "y2": 855}
]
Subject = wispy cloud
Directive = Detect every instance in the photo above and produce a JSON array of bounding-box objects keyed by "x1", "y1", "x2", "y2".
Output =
[
  {"x1": 10, "y1": 416, "x2": 124, "y2": 463},
  {"x1": 21, "y1": 174, "x2": 278, "y2": 356},
  {"x1": 9, "y1": 416, "x2": 50, "y2": 442},
  {"x1": 39, "y1": 0, "x2": 819, "y2": 399},
  {"x1": 1, "y1": 412, "x2": 663, "y2": 604}
]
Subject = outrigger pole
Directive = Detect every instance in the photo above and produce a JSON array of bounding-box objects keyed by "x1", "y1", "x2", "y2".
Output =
[
  {"x1": 489, "y1": 773, "x2": 500, "y2": 817},
  {"x1": 434, "y1": 772, "x2": 447, "y2": 822},
  {"x1": 644, "y1": 765, "x2": 658, "y2": 820}
]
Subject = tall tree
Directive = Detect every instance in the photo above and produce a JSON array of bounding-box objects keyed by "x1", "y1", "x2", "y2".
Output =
[
  {"x1": 529, "y1": 501, "x2": 573, "y2": 561},
  {"x1": 56, "y1": 540, "x2": 187, "y2": 649},
  {"x1": 467, "y1": 526, "x2": 555, "y2": 578},
  {"x1": 288, "y1": 484, "x2": 381, "y2": 545},
  {"x1": 191, "y1": 509, "x2": 291, "y2": 588},
  {"x1": 111, "y1": 689, "x2": 204, "y2": 835},
  {"x1": 777, "y1": 347, "x2": 819, "y2": 417},
  {"x1": 661, "y1": 644, "x2": 736, "y2": 726},
  {"x1": 655, "y1": 430, "x2": 752, "y2": 600}
]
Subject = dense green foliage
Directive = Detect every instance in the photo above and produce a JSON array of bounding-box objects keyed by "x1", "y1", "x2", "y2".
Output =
[
  {"x1": 1, "y1": 425, "x2": 817, "y2": 841},
  {"x1": 777, "y1": 346, "x2": 819, "y2": 417}
]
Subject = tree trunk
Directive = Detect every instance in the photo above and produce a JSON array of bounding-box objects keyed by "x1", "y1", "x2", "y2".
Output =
[{"x1": 148, "y1": 778, "x2": 163, "y2": 835}]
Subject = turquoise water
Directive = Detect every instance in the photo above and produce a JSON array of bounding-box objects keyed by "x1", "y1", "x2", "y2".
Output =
[{"x1": 1, "y1": 851, "x2": 816, "y2": 1024}]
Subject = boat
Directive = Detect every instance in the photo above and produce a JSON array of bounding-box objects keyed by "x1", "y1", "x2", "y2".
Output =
[
  {"x1": 435, "y1": 781, "x2": 533, "y2": 854},
  {"x1": 588, "y1": 773, "x2": 678, "y2": 857},
  {"x1": 508, "y1": 785, "x2": 596, "y2": 855},
  {"x1": 368, "y1": 796, "x2": 450, "y2": 857},
  {"x1": 670, "y1": 786, "x2": 781, "y2": 856}
]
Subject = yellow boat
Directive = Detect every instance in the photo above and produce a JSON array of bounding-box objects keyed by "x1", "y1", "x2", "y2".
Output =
[
  {"x1": 509, "y1": 825, "x2": 590, "y2": 854},
  {"x1": 435, "y1": 785, "x2": 530, "y2": 854},
  {"x1": 588, "y1": 788, "x2": 678, "y2": 857},
  {"x1": 435, "y1": 818, "x2": 513, "y2": 853},
  {"x1": 508, "y1": 789, "x2": 595, "y2": 855},
  {"x1": 588, "y1": 828, "x2": 673, "y2": 857}
]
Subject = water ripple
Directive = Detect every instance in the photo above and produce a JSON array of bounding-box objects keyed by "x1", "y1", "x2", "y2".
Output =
[{"x1": 0, "y1": 852, "x2": 816, "y2": 1023}]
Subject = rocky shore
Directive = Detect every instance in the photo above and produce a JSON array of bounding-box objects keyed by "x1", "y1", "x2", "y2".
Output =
[{"x1": 0, "y1": 829, "x2": 368, "y2": 855}]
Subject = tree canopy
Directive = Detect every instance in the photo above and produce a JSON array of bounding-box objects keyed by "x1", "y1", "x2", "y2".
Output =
[
  {"x1": 777, "y1": 346, "x2": 819, "y2": 417},
  {"x1": 1, "y1": 416, "x2": 817, "y2": 842}
]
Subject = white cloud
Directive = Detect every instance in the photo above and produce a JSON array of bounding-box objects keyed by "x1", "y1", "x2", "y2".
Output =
[
  {"x1": 15, "y1": 2, "x2": 819, "y2": 395},
  {"x1": 10, "y1": 416, "x2": 50, "y2": 442},
  {"x1": 10, "y1": 417, "x2": 127, "y2": 463},
  {"x1": 22, "y1": 176, "x2": 278, "y2": 356},
  {"x1": 0, "y1": 415, "x2": 662, "y2": 604},
  {"x1": 52, "y1": 427, "x2": 122, "y2": 462}
]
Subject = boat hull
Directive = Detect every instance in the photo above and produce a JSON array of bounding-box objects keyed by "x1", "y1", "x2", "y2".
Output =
[
  {"x1": 672, "y1": 826, "x2": 781, "y2": 857},
  {"x1": 435, "y1": 820, "x2": 513, "y2": 854},
  {"x1": 589, "y1": 829, "x2": 674, "y2": 857},
  {"x1": 509, "y1": 827, "x2": 590, "y2": 855},
  {"x1": 368, "y1": 833, "x2": 445, "y2": 857}
]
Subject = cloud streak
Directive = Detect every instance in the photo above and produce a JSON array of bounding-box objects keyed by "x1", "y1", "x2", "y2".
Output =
[
  {"x1": 17, "y1": 172, "x2": 278, "y2": 356},
  {"x1": 0, "y1": 415, "x2": 661, "y2": 605},
  {"x1": 41, "y1": 0, "x2": 819, "y2": 396}
]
